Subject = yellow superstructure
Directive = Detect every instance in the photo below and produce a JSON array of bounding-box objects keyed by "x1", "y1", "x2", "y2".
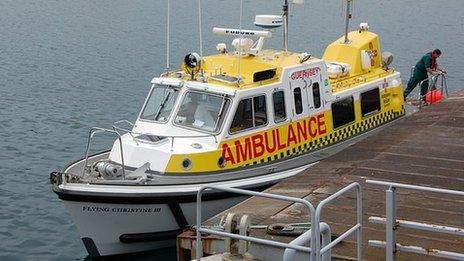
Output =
[{"x1": 165, "y1": 29, "x2": 405, "y2": 174}]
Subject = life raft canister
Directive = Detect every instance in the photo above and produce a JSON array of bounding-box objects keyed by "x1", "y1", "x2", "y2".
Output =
[{"x1": 326, "y1": 62, "x2": 350, "y2": 79}]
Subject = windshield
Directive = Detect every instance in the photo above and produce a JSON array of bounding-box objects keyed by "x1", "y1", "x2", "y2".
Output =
[
  {"x1": 140, "y1": 85, "x2": 179, "y2": 122},
  {"x1": 174, "y1": 91, "x2": 230, "y2": 132}
]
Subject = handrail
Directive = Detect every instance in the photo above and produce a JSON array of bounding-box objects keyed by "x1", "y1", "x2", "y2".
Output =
[
  {"x1": 82, "y1": 127, "x2": 126, "y2": 179},
  {"x1": 366, "y1": 179, "x2": 464, "y2": 261},
  {"x1": 195, "y1": 185, "x2": 317, "y2": 261},
  {"x1": 366, "y1": 180, "x2": 464, "y2": 196},
  {"x1": 314, "y1": 182, "x2": 363, "y2": 261},
  {"x1": 418, "y1": 73, "x2": 448, "y2": 109},
  {"x1": 112, "y1": 120, "x2": 139, "y2": 145}
]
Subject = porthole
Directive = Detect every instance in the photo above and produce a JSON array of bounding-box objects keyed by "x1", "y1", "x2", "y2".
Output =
[
  {"x1": 182, "y1": 158, "x2": 192, "y2": 170},
  {"x1": 218, "y1": 156, "x2": 227, "y2": 168}
]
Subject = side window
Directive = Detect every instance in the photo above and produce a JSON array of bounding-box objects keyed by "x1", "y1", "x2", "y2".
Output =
[
  {"x1": 253, "y1": 95, "x2": 267, "y2": 127},
  {"x1": 293, "y1": 87, "x2": 303, "y2": 115},
  {"x1": 312, "y1": 82, "x2": 321, "y2": 109},
  {"x1": 230, "y1": 95, "x2": 267, "y2": 133},
  {"x1": 360, "y1": 88, "x2": 380, "y2": 117},
  {"x1": 331, "y1": 96, "x2": 355, "y2": 128},
  {"x1": 273, "y1": 90, "x2": 286, "y2": 122}
]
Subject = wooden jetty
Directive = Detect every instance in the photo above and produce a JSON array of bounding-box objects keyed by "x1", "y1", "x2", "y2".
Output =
[{"x1": 177, "y1": 90, "x2": 464, "y2": 261}]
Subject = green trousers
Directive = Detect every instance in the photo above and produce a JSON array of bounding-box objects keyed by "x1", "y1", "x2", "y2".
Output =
[{"x1": 404, "y1": 70, "x2": 428, "y2": 99}]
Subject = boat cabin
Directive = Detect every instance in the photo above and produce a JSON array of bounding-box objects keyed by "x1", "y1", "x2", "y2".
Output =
[{"x1": 108, "y1": 26, "x2": 405, "y2": 175}]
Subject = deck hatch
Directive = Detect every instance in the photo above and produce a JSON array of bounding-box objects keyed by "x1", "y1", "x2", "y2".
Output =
[{"x1": 210, "y1": 74, "x2": 240, "y2": 84}]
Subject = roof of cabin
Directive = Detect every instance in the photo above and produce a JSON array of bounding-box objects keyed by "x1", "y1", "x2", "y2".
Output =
[
  {"x1": 169, "y1": 49, "x2": 318, "y2": 89},
  {"x1": 158, "y1": 30, "x2": 395, "y2": 93}
]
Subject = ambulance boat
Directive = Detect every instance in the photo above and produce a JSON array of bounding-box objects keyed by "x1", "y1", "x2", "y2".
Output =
[{"x1": 50, "y1": 5, "x2": 405, "y2": 258}]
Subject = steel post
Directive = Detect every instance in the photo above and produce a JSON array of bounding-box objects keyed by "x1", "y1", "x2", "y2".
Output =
[
  {"x1": 196, "y1": 188, "x2": 204, "y2": 261},
  {"x1": 385, "y1": 186, "x2": 397, "y2": 261},
  {"x1": 357, "y1": 183, "x2": 363, "y2": 261}
]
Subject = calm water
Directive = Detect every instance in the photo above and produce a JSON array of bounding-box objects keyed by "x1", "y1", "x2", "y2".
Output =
[{"x1": 0, "y1": 0, "x2": 463, "y2": 260}]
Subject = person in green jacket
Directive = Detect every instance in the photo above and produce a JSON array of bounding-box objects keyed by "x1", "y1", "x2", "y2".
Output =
[{"x1": 404, "y1": 49, "x2": 446, "y2": 100}]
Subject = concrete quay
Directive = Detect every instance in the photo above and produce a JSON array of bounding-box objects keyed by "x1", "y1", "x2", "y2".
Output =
[{"x1": 178, "y1": 89, "x2": 464, "y2": 261}]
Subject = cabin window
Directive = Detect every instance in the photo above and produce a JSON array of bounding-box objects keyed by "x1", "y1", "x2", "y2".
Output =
[
  {"x1": 174, "y1": 91, "x2": 230, "y2": 132},
  {"x1": 254, "y1": 69, "x2": 276, "y2": 82},
  {"x1": 230, "y1": 95, "x2": 267, "y2": 133},
  {"x1": 312, "y1": 82, "x2": 321, "y2": 109},
  {"x1": 331, "y1": 96, "x2": 355, "y2": 128},
  {"x1": 273, "y1": 90, "x2": 286, "y2": 122},
  {"x1": 293, "y1": 88, "x2": 303, "y2": 115},
  {"x1": 140, "y1": 85, "x2": 179, "y2": 122},
  {"x1": 361, "y1": 88, "x2": 381, "y2": 117}
]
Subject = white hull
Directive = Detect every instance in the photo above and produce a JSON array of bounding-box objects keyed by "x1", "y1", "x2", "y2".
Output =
[
  {"x1": 57, "y1": 164, "x2": 311, "y2": 257},
  {"x1": 64, "y1": 197, "x2": 246, "y2": 257}
]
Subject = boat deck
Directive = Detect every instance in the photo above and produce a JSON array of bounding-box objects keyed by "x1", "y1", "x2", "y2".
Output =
[{"x1": 178, "y1": 89, "x2": 464, "y2": 260}]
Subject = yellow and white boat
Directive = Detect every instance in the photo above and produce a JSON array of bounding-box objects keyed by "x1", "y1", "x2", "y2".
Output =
[{"x1": 50, "y1": 2, "x2": 405, "y2": 257}]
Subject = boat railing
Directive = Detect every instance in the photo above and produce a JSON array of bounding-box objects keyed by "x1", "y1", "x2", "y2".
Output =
[
  {"x1": 195, "y1": 183, "x2": 363, "y2": 261},
  {"x1": 83, "y1": 127, "x2": 126, "y2": 179},
  {"x1": 112, "y1": 120, "x2": 218, "y2": 151},
  {"x1": 366, "y1": 179, "x2": 464, "y2": 260}
]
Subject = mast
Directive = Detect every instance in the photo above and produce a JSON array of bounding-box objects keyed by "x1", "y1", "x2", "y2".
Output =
[
  {"x1": 166, "y1": 0, "x2": 170, "y2": 71},
  {"x1": 282, "y1": 0, "x2": 289, "y2": 52},
  {"x1": 344, "y1": 0, "x2": 353, "y2": 44}
]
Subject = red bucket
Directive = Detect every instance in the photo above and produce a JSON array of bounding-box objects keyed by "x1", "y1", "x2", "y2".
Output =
[{"x1": 425, "y1": 89, "x2": 442, "y2": 104}]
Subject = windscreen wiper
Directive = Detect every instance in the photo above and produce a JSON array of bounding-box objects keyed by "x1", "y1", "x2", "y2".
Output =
[{"x1": 154, "y1": 91, "x2": 171, "y2": 120}]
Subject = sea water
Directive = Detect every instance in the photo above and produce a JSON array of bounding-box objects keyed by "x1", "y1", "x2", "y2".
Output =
[{"x1": 0, "y1": 0, "x2": 463, "y2": 260}]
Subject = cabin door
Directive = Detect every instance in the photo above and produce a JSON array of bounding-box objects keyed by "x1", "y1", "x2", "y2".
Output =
[{"x1": 305, "y1": 77, "x2": 324, "y2": 114}]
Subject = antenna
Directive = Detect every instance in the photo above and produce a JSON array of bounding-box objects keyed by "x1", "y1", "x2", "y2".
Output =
[
  {"x1": 344, "y1": 0, "x2": 353, "y2": 44},
  {"x1": 198, "y1": 0, "x2": 203, "y2": 58},
  {"x1": 282, "y1": 0, "x2": 304, "y2": 52},
  {"x1": 282, "y1": 0, "x2": 289, "y2": 52},
  {"x1": 166, "y1": 0, "x2": 170, "y2": 71},
  {"x1": 237, "y1": 0, "x2": 243, "y2": 85}
]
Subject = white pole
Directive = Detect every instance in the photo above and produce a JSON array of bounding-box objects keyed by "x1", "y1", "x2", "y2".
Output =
[{"x1": 166, "y1": 0, "x2": 170, "y2": 71}]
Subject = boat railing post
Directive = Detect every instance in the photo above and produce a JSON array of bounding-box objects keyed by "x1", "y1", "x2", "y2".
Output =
[
  {"x1": 171, "y1": 137, "x2": 174, "y2": 152},
  {"x1": 82, "y1": 127, "x2": 126, "y2": 179},
  {"x1": 82, "y1": 128, "x2": 97, "y2": 177}
]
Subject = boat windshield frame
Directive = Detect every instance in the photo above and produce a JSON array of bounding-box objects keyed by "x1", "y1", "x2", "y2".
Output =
[
  {"x1": 173, "y1": 90, "x2": 231, "y2": 134},
  {"x1": 139, "y1": 84, "x2": 180, "y2": 123}
]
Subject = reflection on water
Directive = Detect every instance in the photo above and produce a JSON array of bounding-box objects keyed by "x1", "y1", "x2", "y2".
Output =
[{"x1": 0, "y1": 0, "x2": 462, "y2": 260}]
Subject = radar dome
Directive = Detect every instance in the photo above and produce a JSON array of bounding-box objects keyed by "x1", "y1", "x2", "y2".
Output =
[{"x1": 254, "y1": 15, "x2": 283, "y2": 29}]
